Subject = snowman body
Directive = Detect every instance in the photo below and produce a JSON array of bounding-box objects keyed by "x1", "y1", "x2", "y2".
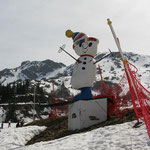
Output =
[
  {"x1": 66, "y1": 30, "x2": 99, "y2": 100},
  {"x1": 71, "y1": 38, "x2": 99, "y2": 89},
  {"x1": 71, "y1": 55, "x2": 96, "y2": 89}
]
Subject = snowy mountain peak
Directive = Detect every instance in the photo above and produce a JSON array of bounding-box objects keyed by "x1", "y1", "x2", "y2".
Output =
[{"x1": 0, "y1": 59, "x2": 66, "y2": 85}]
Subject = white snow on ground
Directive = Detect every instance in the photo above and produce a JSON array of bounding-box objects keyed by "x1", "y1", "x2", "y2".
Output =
[
  {"x1": 0, "y1": 121, "x2": 150, "y2": 150},
  {"x1": 0, "y1": 124, "x2": 46, "y2": 150},
  {"x1": 0, "y1": 107, "x2": 6, "y2": 122}
]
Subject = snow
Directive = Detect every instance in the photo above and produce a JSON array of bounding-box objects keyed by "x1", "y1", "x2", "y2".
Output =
[
  {"x1": 0, "y1": 121, "x2": 150, "y2": 150},
  {"x1": 15, "y1": 109, "x2": 35, "y2": 123},
  {"x1": 40, "y1": 67, "x2": 66, "y2": 80},
  {"x1": 0, "y1": 107, "x2": 6, "y2": 122},
  {"x1": 0, "y1": 124, "x2": 46, "y2": 150}
]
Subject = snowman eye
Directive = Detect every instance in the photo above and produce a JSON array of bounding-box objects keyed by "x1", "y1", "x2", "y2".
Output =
[{"x1": 89, "y1": 42, "x2": 92, "y2": 47}]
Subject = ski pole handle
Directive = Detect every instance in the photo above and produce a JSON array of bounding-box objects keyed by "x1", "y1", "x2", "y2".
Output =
[{"x1": 59, "y1": 46, "x2": 77, "y2": 62}]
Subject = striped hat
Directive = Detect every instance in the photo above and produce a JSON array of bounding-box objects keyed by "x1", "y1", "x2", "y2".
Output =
[
  {"x1": 66, "y1": 30, "x2": 99, "y2": 48},
  {"x1": 66, "y1": 30, "x2": 88, "y2": 46}
]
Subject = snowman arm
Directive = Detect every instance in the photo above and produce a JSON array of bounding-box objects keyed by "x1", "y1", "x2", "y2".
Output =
[
  {"x1": 59, "y1": 46, "x2": 78, "y2": 62},
  {"x1": 94, "y1": 52, "x2": 112, "y2": 64}
]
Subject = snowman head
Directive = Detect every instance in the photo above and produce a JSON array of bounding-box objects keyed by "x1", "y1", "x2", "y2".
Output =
[{"x1": 66, "y1": 30, "x2": 99, "y2": 57}]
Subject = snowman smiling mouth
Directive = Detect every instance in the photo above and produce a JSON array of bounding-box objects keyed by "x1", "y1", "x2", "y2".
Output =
[{"x1": 83, "y1": 49, "x2": 88, "y2": 53}]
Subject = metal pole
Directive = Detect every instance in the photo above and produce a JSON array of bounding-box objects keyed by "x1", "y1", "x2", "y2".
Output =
[
  {"x1": 59, "y1": 47, "x2": 77, "y2": 62},
  {"x1": 52, "y1": 80, "x2": 57, "y2": 117},
  {"x1": 94, "y1": 52, "x2": 112, "y2": 64},
  {"x1": 107, "y1": 18, "x2": 139, "y2": 122},
  {"x1": 33, "y1": 85, "x2": 36, "y2": 121}
]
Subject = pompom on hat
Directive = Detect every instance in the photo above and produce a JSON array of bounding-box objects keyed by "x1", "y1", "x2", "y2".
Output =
[{"x1": 65, "y1": 30, "x2": 73, "y2": 38}]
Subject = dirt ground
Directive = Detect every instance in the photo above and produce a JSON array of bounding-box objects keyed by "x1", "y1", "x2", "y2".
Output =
[{"x1": 25, "y1": 109, "x2": 138, "y2": 145}]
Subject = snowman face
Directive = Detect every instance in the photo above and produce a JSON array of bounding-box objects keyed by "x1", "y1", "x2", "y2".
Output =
[{"x1": 73, "y1": 38, "x2": 99, "y2": 57}]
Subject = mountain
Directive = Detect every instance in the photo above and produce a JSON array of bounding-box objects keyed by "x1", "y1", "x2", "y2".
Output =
[
  {"x1": 0, "y1": 59, "x2": 66, "y2": 85},
  {"x1": 95, "y1": 52, "x2": 150, "y2": 89},
  {"x1": 1, "y1": 52, "x2": 150, "y2": 96},
  {"x1": 1, "y1": 51, "x2": 150, "y2": 123}
]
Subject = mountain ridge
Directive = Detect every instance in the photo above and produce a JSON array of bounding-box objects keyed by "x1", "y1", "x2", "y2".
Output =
[
  {"x1": 0, "y1": 51, "x2": 150, "y2": 90},
  {"x1": 0, "y1": 59, "x2": 66, "y2": 85}
]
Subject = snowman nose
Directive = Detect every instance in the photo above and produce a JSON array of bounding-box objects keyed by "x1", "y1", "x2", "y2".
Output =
[{"x1": 82, "y1": 42, "x2": 88, "y2": 49}]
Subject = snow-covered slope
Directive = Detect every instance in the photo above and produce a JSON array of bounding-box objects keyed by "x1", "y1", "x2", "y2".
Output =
[
  {"x1": 0, "y1": 124, "x2": 46, "y2": 150},
  {"x1": 95, "y1": 52, "x2": 150, "y2": 87},
  {"x1": 0, "y1": 121, "x2": 149, "y2": 150},
  {"x1": 35, "y1": 52, "x2": 150, "y2": 94}
]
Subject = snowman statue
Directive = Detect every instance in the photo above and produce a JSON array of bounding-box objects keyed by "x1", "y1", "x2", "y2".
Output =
[{"x1": 66, "y1": 30, "x2": 99, "y2": 101}]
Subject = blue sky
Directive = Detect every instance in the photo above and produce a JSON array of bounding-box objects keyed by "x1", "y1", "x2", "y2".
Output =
[{"x1": 0, "y1": 0, "x2": 150, "y2": 70}]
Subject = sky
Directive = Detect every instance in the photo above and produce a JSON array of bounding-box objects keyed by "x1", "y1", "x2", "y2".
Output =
[{"x1": 0, "y1": 0, "x2": 150, "y2": 70}]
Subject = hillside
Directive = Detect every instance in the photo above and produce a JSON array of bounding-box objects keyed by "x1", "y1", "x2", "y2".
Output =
[
  {"x1": 0, "y1": 59, "x2": 66, "y2": 86},
  {"x1": 0, "y1": 52, "x2": 150, "y2": 123},
  {"x1": 1, "y1": 52, "x2": 150, "y2": 96},
  {"x1": 1, "y1": 52, "x2": 150, "y2": 87}
]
